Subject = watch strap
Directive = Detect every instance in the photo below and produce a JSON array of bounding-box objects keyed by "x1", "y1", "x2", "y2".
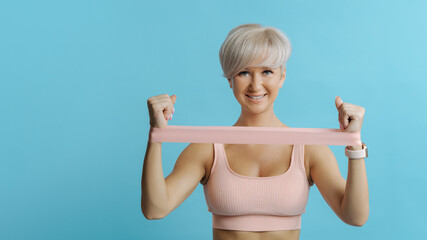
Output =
[{"x1": 345, "y1": 143, "x2": 368, "y2": 159}]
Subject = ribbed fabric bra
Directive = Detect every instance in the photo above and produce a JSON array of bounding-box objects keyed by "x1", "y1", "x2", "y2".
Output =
[{"x1": 203, "y1": 143, "x2": 310, "y2": 232}]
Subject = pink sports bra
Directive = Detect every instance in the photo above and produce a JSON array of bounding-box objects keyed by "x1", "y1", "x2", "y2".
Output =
[{"x1": 203, "y1": 143, "x2": 311, "y2": 232}]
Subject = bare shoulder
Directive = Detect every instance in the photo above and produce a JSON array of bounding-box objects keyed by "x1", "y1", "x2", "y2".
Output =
[
  {"x1": 182, "y1": 142, "x2": 213, "y2": 156},
  {"x1": 304, "y1": 145, "x2": 337, "y2": 184},
  {"x1": 177, "y1": 143, "x2": 214, "y2": 184},
  {"x1": 304, "y1": 145, "x2": 335, "y2": 186},
  {"x1": 305, "y1": 145, "x2": 336, "y2": 167}
]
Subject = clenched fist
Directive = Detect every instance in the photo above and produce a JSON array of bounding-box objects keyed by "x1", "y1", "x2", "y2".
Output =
[
  {"x1": 147, "y1": 94, "x2": 177, "y2": 128},
  {"x1": 335, "y1": 96, "x2": 365, "y2": 133}
]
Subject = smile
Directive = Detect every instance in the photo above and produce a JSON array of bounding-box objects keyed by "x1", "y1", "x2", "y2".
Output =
[{"x1": 245, "y1": 94, "x2": 267, "y2": 102}]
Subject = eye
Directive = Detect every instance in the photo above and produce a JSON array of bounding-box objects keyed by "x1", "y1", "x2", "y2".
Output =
[
  {"x1": 238, "y1": 71, "x2": 250, "y2": 76},
  {"x1": 263, "y1": 70, "x2": 273, "y2": 75}
]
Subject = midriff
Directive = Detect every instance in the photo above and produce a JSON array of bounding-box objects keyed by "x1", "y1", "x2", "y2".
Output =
[{"x1": 213, "y1": 228, "x2": 300, "y2": 240}]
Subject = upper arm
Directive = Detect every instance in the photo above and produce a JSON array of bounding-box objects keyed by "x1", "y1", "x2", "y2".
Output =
[
  {"x1": 308, "y1": 145, "x2": 346, "y2": 219},
  {"x1": 164, "y1": 143, "x2": 212, "y2": 216}
]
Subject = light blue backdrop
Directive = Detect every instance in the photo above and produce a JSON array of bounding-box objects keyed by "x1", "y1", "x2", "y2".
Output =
[{"x1": 1, "y1": 0, "x2": 426, "y2": 239}]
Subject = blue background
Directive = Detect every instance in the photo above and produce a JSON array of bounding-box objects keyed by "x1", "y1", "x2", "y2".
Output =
[{"x1": 1, "y1": 0, "x2": 426, "y2": 239}]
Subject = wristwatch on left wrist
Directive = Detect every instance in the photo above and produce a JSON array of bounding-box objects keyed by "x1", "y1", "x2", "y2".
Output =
[{"x1": 345, "y1": 142, "x2": 368, "y2": 159}]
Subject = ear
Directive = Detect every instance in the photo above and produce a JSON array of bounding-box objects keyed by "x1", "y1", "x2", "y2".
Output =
[
  {"x1": 228, "y1": 78, "x2": 233, "y2": 89},
  {"x1": 279, "y1": 69, "x2": 286, "y2": 88}
]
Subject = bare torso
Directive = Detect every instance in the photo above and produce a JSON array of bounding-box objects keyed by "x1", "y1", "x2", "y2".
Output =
[
  {"x1": 200, "y1": 125, "x2": 314, "y2": 240},
  {"x1": 213, "y1": 228, "x2": 300, "y2": 240}
]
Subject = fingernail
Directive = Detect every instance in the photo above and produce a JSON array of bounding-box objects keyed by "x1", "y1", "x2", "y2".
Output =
[{"x1": 170, "y1": 113, "x2": 173, "y2": 119}]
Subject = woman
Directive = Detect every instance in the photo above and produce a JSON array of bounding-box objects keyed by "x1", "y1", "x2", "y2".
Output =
[{"x1": 142, "y1": 24, "x2": 369, "y2": 240}]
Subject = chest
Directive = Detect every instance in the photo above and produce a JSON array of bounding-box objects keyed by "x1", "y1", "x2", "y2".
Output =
[{"x1": 223, "y1": 144, "x2": 294, "y2": 178}]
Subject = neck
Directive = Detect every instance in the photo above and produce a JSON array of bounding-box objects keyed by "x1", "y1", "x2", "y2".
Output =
[{"x1": 233, "y1": 106, "x2": 286, "y2": 127}]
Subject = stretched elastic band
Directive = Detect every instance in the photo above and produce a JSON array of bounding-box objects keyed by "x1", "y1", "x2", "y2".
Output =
[{"x1": 149, "y1": 125, "x2": 362, "y2": 145}]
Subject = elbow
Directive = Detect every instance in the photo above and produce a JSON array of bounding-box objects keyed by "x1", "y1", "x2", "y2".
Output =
[
  {"x1": 143, "y1": 212, "x2": 166, "y2": 220},
  {"x1": 345, "y1": 213, "x2": 369, "y2": 227},
  {"x1": 141, "y1": 208, "x2": 167, "y2": 220},
  {"x1": 341, "y1": 202, "x2": 369, "y2": 227},
  {"x1": 141, "y1": 203, "x2": 168, "y2": 220},
  {"x1": 141, "y1": 193, "x2": 170, "y2": 220},
  {"x1": 349, "y1": 217, "x2": 368, "y2": 227}
]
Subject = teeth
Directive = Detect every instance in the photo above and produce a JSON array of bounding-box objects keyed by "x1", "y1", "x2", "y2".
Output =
[{"x1": 248, "y1": 94, "x2": 265, "y2": 99}]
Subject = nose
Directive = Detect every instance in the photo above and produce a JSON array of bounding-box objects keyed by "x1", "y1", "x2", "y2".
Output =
[{"x1": 249, "y1": 73, "x2": 264, "y2": 91}]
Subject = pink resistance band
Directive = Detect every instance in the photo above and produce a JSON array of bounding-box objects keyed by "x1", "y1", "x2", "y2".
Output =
[{"x1": 149, "y1": 125, "x2": 362, "y2": 145}]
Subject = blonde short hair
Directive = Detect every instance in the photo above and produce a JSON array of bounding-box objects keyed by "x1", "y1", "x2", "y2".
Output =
[{"x1": 219, "y1": 24, "x2": 292, "y2": 79}]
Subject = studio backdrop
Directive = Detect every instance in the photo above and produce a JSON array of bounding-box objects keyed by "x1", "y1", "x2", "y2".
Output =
[{"x1": 1, "y1": 0, "x2": 426, "y2": 239}]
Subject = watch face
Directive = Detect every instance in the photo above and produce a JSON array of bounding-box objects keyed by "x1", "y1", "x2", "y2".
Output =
[{"x1": 362, "y1": 143, "x2": 367, "y2": 158}]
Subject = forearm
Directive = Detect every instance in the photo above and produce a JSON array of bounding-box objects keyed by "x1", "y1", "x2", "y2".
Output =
[
  {"x1": 141, "y1": 141, "x2": 169, "y2": 219},
  {"x1": 340, "y1": 146, "x2": 369, "y2": 226}
]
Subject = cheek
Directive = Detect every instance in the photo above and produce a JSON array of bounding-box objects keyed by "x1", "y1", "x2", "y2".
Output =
[
  {"x1": 266, "y1": 81, "x2": 280, "y2": 91},
  {"x1": 232, "y1": 80, "x2": 247, "y2": 91}
]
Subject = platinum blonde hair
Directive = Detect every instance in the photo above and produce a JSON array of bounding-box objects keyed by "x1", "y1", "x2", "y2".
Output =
[{"x1": 219, "y1": 24, "x2": 292, "y2": 79}]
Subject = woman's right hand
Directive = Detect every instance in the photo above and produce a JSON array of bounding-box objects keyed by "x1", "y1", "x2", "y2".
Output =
[{"x1": 147, "y1": 94, "x2": 177, "y2": 128}]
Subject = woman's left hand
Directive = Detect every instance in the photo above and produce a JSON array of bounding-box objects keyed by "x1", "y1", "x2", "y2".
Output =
[{"x1": 335, "y1": 96, "x2": 365, "y2": 132}]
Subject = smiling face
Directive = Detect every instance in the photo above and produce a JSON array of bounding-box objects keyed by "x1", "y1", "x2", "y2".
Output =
[
  {"x1": 219, "y1": 24, "x2": 292, "y2": 126},
  {"x1": 228, "y1": 66, "x2": 286, "y2": 114}
]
